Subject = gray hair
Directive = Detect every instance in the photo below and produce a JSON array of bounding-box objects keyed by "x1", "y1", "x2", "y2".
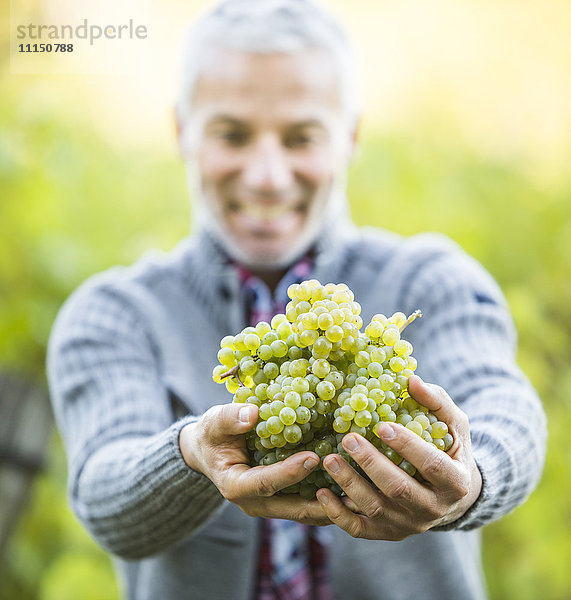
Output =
[{"x1": 176, "y1": 0, "x2": 360, "y2": 122}]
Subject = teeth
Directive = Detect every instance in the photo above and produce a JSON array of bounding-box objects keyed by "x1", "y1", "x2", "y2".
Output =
[{"x1": 241, "y1": 204, "x2": 294, "y2": 219}]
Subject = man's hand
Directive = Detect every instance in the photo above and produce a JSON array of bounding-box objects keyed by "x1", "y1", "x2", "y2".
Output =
[
  {"x1": 179, "y1": 403, "x2": 329, "y2": 525},
  {"x1": 315, "y1": 375, "x2": 482, "y2": 540}
]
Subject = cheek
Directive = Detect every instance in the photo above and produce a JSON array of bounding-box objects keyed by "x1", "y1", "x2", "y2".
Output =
[
  {"x1": 293, "y1": 152, "x2": 338, "y2": 188},
  {"x1": 196, "y1": 144, "x2": 238, "y2": 184}
]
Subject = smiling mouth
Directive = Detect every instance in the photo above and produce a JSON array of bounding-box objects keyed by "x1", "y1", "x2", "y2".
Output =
[{"x1": 228, "y1": 201, "x2": 306, "y2": 220}]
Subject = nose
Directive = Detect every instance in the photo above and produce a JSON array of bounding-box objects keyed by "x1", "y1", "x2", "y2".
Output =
[{"x1": 242, "y1": 134, "x2": 293, "y2": 193}]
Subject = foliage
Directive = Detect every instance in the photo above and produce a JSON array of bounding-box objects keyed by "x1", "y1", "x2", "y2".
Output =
[{"x1": 1, "y1": 87, "x2": 570, "y2": 600}]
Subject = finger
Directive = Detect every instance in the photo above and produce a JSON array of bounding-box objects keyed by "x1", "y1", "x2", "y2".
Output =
[
  {"x1": 202, "y1": 403, "x2": 259, "y2": 443},
  {"x1": 321, "y1": 451, "x2": 392, "y2": 520},
  {"x1": 248, "y1": 495, "x2": 331, "y2": 526},
  {"x1": 407, "y1": 375, "x2": 469, "y2": 445},
  {"x1": 339, "y1": 433, "x2": 433, "y2": 505},
  {"x1": 315, "y1": 488, "x2": 375, "y2": 540},
  {"x1": 374, "y1": 423, "x2": 465, "y2": 492},
  {"x1": 225, "y1": 451, "x2": 320, "y2": 500}
]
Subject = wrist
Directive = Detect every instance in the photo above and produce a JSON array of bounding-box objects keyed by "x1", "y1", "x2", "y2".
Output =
[{"x1": 179, "y1": 421, "x2": 203, "y2": 474}]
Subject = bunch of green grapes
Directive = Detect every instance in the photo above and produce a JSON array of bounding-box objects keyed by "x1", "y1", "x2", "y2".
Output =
[{"x1": 212, "y1": 279, "x2": 452, "y2": 498}]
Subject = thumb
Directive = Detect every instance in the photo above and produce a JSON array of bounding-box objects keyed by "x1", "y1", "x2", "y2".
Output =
[{"x1": 203, "y1": 402, "x2": 258, "y2": 443}]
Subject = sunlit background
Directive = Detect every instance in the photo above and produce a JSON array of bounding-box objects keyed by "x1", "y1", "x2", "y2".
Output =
[{"x1": 1, "y1": 0, "x2": 570, "y2": 598}]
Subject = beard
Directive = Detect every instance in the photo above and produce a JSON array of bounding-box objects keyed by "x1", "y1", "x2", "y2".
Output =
[{"x1": 185, "y1": 164, "x2": 350, "y2": 271}]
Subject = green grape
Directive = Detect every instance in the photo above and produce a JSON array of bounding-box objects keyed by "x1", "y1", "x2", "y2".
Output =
[
  {"x1": 295, "y1": 406, "x2": 311, "y2": 424},
  {"x1": 240, "y1": 359, "x2": 257, "y2": 377},
  {"x1": 325, "y1": 325, "x2": 343, "y2": 343},
  {"x1": 333, "y1": 416, "x2": 351, "y2": 433},
  {"x1": 351, "y1": 384, "x2": 368, "y2": 396},
  {"x1": 370, "y1": 347, "x2": 387, "y2": 363},
  {"x1": 317, "y1": 312, "x2": 334, "y2": 330},
  {"x1": 389, "y1": 356, "x2": 407, "y2": 373},
  {"x1": 270, "y1": 400, "x2": 285, "y2": 416},
  {"x1": 283, "y1": 424, "x2": 303, "y2": 444},
  {"x1": 291, "y1": 377, "x2": 310, "y2": 394},
  {"x1": 396, "y1": 413, "x2": 412, "y2": 426},
  {"x1": 442, "y1": 433, "x2": 454, "y2": 451},
  {"x1": 367, "y1": 362, "x2": 383, "y2": 378},
  {"x1": 212, "y1": 364, "x2": 226, "y2": 383},
  {"x1": 354, "y1": 410, "x2": 372, "y2": 427},
  {"x1": 279, "y1": 407, "x2": 297, "y2": 426},
  {"x1": 316, "y1": 381, "x2": 336, "y2": 400},
  {"x1": 311, "y1": 285, "x2": 328, "y2": 302},
  {"x1": 244, "y1": 333, "x2": 261, "y2": 351},
  {"x1": 259, "y1": 403, "x2": 272, "y2": 421},
  {"x1": 301, "y1": 312, "x2": 319, "y2": 330},
  {"x1": 284, "y1": 391, "x2": 302, "y2": 409},
  {"x1": 399, "y1": 459, "x2": 416, "y2": 476},
  {"x1": 233, "y1": 333, "x2": 248, "y2": 351},
  {"x1": 217, "y1": 347, "x2": 236, "y2": 366},
  {"x1": 405, "y1": 420, "x2": 423, "y2": 436},
  {"x1": 433, "y1": 438, "x2": 445, "y2": 451},
  {"x1": 270, "y1": 340, "x2": 288, "y2": 357},
  {"x1": 270, "y1": 433, "x2": 287, "y2": 448},
  {"x1": 312, "y1": 358, "x2": 331, "y2": 379},
  {"x1": 349, "y1": 393, "x2": 368, "y2": 411},
  {"x1": 263, "y1": 362, "x2": 279, "y2": 380},
  {"x1": 384, "y1": 447, "x2": 402, "y2": 465},
  {"x1": 355, "y1": 351, "x2": 371, "y2": 368},
  {"x1": 339, "y1": 405, "x2": 355, "y2": 421},
  {"x1": 225, "y1": 378, "x2": 240, "y2": 393},
  {"x1": 301, "y1": 392, "x2": 316, "y2": 408},
  {"x1": 379, "y1": 374, "x2": 394, "y2": 391},
  {"x1": 300, "y1": 329, "x2": 319, "y2": 346},
  {"x1": 313, "y1": 336, "x2": 332, "y2": 357},
  {"x1": 368, "y1": 389, "x2": 385, "y2": 405},
  {"x1": 267, "y1": 416, "x2": 284, "y2": 435},
  {"x1": 394, "y1": 339, "x2": 413, "y2": 357},
  {"x1": 325, "y1": 371, "x2": 344, "y2": 390},
  {"x1": 382, "y1": 327, "x2": 400, "y2": 346},
  {"x1": 256, "y1": 422, "x2": 270, "y2": 439},
  {"x1": 389, "y1": 311, "x2": 407, "y2": 328},
  {"x1": 372, "y1": 313, "x2": 388, "y2": 326},
  {"x1": 431, "y1": 421, "x2": 449, "y2": 439},
  {"x1": 365, "y1": 321, "x2": 383, "y2": 338}
]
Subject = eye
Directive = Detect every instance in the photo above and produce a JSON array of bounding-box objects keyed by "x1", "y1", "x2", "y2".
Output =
[
  {"x1": 219, "y1": 130, "x2": 249, "y2": 146},
  {"x1": 285, "y1": 133, "x2": 314, "y2": 148}
]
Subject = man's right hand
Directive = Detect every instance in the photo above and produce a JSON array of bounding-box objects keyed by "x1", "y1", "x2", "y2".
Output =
[{"x1": 179, "y1": 403, "x2": 330, "y2": 526}]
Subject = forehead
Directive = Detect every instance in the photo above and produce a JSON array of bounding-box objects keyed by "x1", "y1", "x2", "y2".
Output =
[{"x1": 189, "y1": 47, "x2": 344, "y2": 123}]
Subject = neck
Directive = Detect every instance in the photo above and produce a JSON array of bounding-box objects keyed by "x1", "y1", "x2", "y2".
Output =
[{"x1": 248, "y1": 267, "x2": 288, "y2": 294}]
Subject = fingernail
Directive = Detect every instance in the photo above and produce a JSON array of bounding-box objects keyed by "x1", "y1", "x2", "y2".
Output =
[
  {"x1": 343, "y1": 435, "x2": 360, "y2": 453},
  {"x1": 376, "y1": 423, "x2": 396, "y2": 440},
  {"x1": 239, "y1": 406, "x2": 254, "y2": 423},
  {"x1": 325, "y1": 456, "x2": 340, "y2": 474},
  {"x1": 317, "y1": 491, "x2": 329, "y2": 506},
  {"x1": 304, "y1": 457, "x2": 319, "y2": 471}
]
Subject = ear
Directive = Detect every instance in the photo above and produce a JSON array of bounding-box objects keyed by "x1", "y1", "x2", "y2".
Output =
[
  {"x1": 173, "y1": 104, "x2": 186, "y2": 157},
  {"x1": 347, "y1": 115, "x2": 362, "y2": 162}
]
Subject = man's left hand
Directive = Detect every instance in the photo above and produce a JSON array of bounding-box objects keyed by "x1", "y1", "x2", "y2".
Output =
[{"x1": 316, "y1": 374, "x2": 482, "y2": 540}]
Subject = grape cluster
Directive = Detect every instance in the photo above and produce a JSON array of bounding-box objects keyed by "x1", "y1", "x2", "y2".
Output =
[{"x1": 212, "y1": 280, "x2": 452, "y2": 498}]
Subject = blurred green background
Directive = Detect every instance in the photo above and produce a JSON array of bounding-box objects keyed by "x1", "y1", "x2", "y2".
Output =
[{"x1": 1, "y1": 0, "x2": 570, "y2": 598}]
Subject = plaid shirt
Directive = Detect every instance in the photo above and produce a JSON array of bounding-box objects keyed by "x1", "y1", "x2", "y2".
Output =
[{"x1": 235, "y1": 257, "x2": 331, "y2": 600}]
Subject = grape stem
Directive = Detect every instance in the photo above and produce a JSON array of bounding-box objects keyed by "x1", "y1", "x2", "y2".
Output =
[
  {"x1": 400, "y1": 310, "x2": 422, "y2": 333},
  {"x1": 219, "y1": 365, "x2": 246, "y2": 387}
]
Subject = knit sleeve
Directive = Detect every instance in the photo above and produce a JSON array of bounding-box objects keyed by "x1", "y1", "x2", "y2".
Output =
[
  {"x1": 47, "y1": 281, "x2": 225, "y2": 559},
  {"x1": 397, "y1": 235, "x2": 547, "y2": 530}
]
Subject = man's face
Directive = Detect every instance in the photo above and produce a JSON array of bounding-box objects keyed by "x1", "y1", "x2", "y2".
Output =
[{"x1": 177, "y1": 47, "x2": 356, "y2": 271}]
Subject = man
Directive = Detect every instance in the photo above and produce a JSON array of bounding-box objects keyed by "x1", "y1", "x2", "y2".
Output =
[{"x1": 47, "y1": 1, "x2": 546, "y2": 599}]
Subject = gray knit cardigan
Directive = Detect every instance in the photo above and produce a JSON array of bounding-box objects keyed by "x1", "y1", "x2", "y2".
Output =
[{"x1": 47, "y1": 224, "x2": 546, "y2": 600}]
